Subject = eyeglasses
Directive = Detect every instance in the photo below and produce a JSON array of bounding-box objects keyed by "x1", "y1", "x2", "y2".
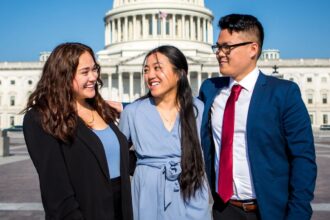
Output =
[{"x1": 211, "y1": 42, "x2": 253, "y2": 54}]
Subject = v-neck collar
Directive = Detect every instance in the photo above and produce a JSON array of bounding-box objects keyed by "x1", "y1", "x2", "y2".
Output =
[{"x1": 149, "y1": 97, "x2": 179, "y2": 133}]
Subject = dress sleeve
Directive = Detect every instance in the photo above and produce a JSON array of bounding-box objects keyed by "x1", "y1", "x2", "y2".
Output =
[
  {"x1": 23, "y1": 111, "x2": 84, "y2": 219},
  {"x1": 118, "y1": 106, "x2": 132, "y2": 143},
  {"x1": 193, "y1": 98, "x2": 205, "y2": 142},
  {"x1": 118, "y1": 106, "x2": 136, "y2": 174}
]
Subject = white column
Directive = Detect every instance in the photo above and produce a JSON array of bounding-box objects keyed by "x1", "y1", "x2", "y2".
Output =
[
  {"x1": 124, "y1": 16, "x2": 128, "y2": 41},
  {"x1": 108, "y1": 74, "x2": 112, "y2": 99},
  {"x1": 133, "y1": 15, "x2": 137, "y2": 40},
  {"x1": 153, "y1": 13, "x2": 157, "y2": 37},
  {"x1": 104, "y1": 22, "x2": 107, "y2": 46},
  {"x1": 197, "y1": 17, "x2": 201, "y2": 41},
  {"x1": 105, "y1": 22, "x2": 109, "y2": 46},
  {"x1": 143, "y1": 14, "x2": 147, "y2": 38},
  {"x1": 181, "y1": 15, "x2": 185, "y2": 38},
  {"x1": 210, "y1": 20, "x2": 214, "y2": 43},
  {"x1": 129, "y1": 72, "x2": 134, "y2": 101},
  {"x1": 108, "y1": 22, "x2": 111, "y2": 44},
  {"x1": 111, "y1": 20, "x2": 115, "y2": 43},
  {"x1": 197, "y1": 71, "x2": 202, "y2": 89},
  {"x1": 162, "y1": 16, "x2": 166, "y2": 37},
  {"x1": 114, "y1": 19, "x2": 117, "y2": 43},
  {"x1": 172, "y1": 14, "x2": 176, "y2": 37},
  {"x1": 203, "y1": 18, "x2": 207, "y2": 42},
  {"x1": 115, "y1": 19, "x2": 119, "y2": 43},
  {"x1": 128, "y1": 16, "x2": 132, "y2": 40},
  {"x1": 208, "y1": 20, "x2": 213, "y2": 44},
  {"x1": 118, "y1": 18, "x2": 122, "y2": 42},
  {"x1": 190, "y1": 16, "x2": 194, "y2": 40},
  {"x1": 118, "y1": 72, "x2": 123, "y2": 100},
  {"x1": 206, "y1": 19, "x2": 209, "y2": 43}
]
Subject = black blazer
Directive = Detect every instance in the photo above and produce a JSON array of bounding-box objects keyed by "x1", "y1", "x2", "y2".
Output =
[{"x1": 23, "y1": 109, "x2": 133, "y2": 220}]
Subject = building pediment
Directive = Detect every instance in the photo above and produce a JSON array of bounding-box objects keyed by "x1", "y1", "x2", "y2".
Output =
[{"x1": 118, "y1": 52, "x2": 148, "y2": 65}]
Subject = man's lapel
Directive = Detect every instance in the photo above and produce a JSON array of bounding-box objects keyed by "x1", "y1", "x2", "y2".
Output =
[
  {"x1": 246, "y1": 72, "x2": 267, "y2": 156},
  {"x1": 207, "y1": 77, "x2": 230, "y2": 108}
]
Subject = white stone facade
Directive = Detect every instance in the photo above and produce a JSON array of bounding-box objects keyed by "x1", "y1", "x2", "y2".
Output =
[
  {"x1": 0, "y1": 62, "x2": 42, "y2": 128},
  {"x1": 0, "y1": 0, "x2": 329, "y2": 130},
  {"x1": 258, "y1": 59, "x2": 330, "y2": 128}
]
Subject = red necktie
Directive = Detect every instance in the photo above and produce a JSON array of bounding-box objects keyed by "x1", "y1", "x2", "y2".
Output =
[{"x1": 218, "y1": 84, "x2": 243, "y2": 203}]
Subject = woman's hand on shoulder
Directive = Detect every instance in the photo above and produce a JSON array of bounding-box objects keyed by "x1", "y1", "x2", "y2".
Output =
[{"x1": 107, "y1": 100, "x2": 123, "y2": 113}]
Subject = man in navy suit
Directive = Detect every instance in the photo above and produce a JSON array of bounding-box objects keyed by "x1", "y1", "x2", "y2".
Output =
[{"x1": 199, "y1": 14, "x2": 317, "y2": 220}]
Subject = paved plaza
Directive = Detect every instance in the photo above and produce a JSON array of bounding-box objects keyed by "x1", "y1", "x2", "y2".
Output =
[{"x1": 0, "y1": 132, "x2": 329, "y2": 219}]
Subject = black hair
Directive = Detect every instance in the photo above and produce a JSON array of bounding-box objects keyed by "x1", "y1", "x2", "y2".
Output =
[
  {"x1": 142, "y1": 45, "x2": 205, "y2": 201},
  {"x1": 219, "y1": 14, "x2": 264, "y2": 57}
]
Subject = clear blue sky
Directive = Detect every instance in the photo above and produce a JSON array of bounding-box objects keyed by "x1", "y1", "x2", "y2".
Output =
[{"x1": 1, "y1": 0, "x2": 330, "y2": 61}]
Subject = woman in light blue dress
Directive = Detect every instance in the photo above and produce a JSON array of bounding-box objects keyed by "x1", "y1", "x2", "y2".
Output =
[{"x1": 119, "y1": 45, "x2": 211, "y2": 220}]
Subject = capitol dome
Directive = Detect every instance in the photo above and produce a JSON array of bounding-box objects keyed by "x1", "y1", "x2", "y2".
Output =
[{"x1": 98, "y1": 0, "x2": 214, "y2": 62}]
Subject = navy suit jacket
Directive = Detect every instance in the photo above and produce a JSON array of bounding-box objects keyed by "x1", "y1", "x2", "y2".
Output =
[{"x1": 199, "y1": 72, "x2": 317, "y2": 220}]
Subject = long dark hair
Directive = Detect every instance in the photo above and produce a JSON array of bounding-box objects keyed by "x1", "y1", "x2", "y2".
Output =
[
  {"x1": 142, "y1": 45, "x2": 205, "y2": 201},
  {"x1": 23, "y1": 42, "x2": 118, "y2": 142}
]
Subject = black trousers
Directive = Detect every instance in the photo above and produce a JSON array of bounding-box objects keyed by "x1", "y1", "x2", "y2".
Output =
[
  {"x1": 213, "y1": 193, "x2": 261, "y2": 220},
  {"x1": 111, "y1": 177, "x2": 123, "y2": 220}
]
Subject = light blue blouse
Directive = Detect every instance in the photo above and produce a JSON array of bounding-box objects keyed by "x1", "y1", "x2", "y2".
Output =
[
  {"x1": 119, "y1": 97, "x2": 211, "y2": 220},
  {"x1": 93, "y1": 126, "x2": 120, "y2": 179}
]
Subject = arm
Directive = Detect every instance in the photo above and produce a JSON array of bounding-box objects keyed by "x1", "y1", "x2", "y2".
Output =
[
  {"x1": 23, "y1": 111, "x2": 84, "y2": 219},
  {"x1": 197, "y1": 79, "x2": 215, "y2": 189},
  {"x1": 107, "y1": 100, "x2": 124, "y2": 113},
  {"x1": 198, "y1": 79, "x2": 207, "y2": 103},
  {"x1": 107, "y1": 101, "x2": 131, "y2": 114},
  {"x1": 283, "y1": 83, "x2": 317, "y2": 220},
  {"x1": 118, "y1": 106, "x2": 136, "y2": 175}
]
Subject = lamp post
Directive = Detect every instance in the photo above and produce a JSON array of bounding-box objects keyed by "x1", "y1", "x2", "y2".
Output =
[{"x1": 272, "y1": 65, "x2": 279, "y2": 74}]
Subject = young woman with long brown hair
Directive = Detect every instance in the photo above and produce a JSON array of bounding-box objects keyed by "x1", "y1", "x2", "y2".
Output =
[{"x1": 23, "y1": 42, "x2": 133, "y2": 220}]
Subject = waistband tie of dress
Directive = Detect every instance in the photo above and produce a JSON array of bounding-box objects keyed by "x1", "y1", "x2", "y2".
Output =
[{"x1": 137, "y1": 158, "x2": 183, "y2": 211}]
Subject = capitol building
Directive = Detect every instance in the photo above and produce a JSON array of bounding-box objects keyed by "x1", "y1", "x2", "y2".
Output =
[{"x1": 0, "y1": 0, "x2": 329, "y2": 130}]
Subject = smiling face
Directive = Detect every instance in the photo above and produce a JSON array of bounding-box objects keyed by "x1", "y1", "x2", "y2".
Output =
[
  {"x1": 72, "y1": 51, "x2": 99, "y2": 103},
  {"x1": 143, "y1": 52, "x2": 179, "y2": 102},
  {"x1": 216, "y1": 29, "x2": 259, "y2": 82}
]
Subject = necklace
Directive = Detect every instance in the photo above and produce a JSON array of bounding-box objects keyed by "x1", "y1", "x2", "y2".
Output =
[
  {"x1": 159, "y1": 112, "x2": 173, "y2": 123},
  {"x1": 86, "y1": 109, "x2": 94, "y2": 125},
  {"x1": 77, "y1": 102, "x2": 95, "y2": 126},
  {"x1": 157, "y1": 108, "x2": 177, "y2": 130}
]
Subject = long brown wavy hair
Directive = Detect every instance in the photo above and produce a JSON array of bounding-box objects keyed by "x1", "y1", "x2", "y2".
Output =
[{"x1": 23, "y1": 42, "x2": 118, "y2": 143}]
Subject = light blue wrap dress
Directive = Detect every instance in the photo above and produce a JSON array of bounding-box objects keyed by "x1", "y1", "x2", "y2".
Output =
[{"x1": 119, "y1": 97, "x2": 211, "y2": 220}]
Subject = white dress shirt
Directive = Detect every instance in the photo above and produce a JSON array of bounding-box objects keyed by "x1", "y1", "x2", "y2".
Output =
[{"x1": 211, "y1": 67, "x2": 259, "y2": 200}]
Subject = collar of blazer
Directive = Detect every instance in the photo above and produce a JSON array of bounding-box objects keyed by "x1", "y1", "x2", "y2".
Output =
[{"x1": 76, "y1": 118, "x2": 111, "y2": 179}]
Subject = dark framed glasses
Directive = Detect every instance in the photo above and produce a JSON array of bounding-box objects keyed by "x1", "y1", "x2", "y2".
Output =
[{"x1": 211, "y1": 42, "x2": 253, "y2": 54}]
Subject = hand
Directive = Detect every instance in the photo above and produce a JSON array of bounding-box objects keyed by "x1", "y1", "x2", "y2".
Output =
[{"x1": 107, "y1": 100, "x2": 123, "y2": 113}]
